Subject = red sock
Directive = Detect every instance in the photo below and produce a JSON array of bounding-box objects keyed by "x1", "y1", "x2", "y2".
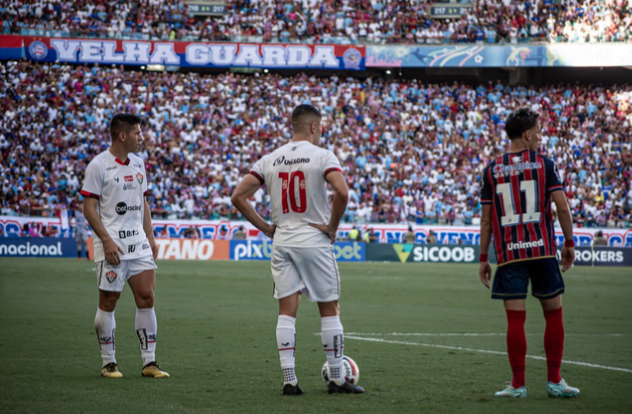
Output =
[
  {"x1": 544, "y1": 307, "x2": 564, "y2": 384},
  {"x1": 506, "y1": 309, "x2": 527, "y2": 388}
]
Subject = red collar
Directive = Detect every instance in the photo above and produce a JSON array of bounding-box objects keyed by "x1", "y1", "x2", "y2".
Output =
[{"x1": 114, "y1": 157, "x2": 130, "y2": 165}]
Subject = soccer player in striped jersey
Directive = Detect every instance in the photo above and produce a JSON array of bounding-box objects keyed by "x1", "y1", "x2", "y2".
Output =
[{"x1": 479, "y1": 107, "x2": 579, "y2": 398}]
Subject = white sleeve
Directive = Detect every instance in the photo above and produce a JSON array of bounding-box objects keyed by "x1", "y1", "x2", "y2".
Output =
[
  {"x1": 248, "y1": 155, "x2": 267, "y2": 186},
  {"x1": 80, "y1": 159, "x2": 103, "y2": 199},
  {"x1": 322, "y1": 150, "x2": 342, "y2": 179}
]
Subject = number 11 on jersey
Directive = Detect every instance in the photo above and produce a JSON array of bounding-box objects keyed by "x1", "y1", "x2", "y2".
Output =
[{"x1": 279, "y1": 171, "x2": 307, "y2": 214}]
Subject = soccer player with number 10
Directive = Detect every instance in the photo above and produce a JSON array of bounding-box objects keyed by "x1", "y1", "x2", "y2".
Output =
[{"x1": 231, "y1": 105, "x2": 365, "y2": 395}]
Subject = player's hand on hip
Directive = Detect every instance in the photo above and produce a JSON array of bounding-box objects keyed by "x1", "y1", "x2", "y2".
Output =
[
  {"x1": 263, "y1": 224, "x2": 276, "y2": 239},
  {"x1": 103, "y1": 239, "x2": 124, "y2": 266},
  {"x1": 309, "y1": 223, "x2": 336, "y2": 244},
  {"x1": 560, "y1": 246, "x2": 574, "y2": 272},
  {"x1": 479, "y1": 261, "x2": 492, "y2": 289}
]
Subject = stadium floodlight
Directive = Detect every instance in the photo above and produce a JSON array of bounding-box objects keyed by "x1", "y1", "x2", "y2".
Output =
[
  {"x1": 140, "y1": 65, "x2": 146, "y2": 70},
  {"x1": 147, "y1": 64, "x2": 166, "y2": 72},
  {"x1": 263, "y1": 69, "x2": 269, "y2": 73},
  {"x1": 385, "y1": 70, "x2": 392, "y2": 75}
]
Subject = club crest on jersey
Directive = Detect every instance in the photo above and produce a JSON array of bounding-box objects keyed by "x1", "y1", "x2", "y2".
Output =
[
  {"x1": 105, "y1": 271, "x2": 117, "y2": 283},
  {"x1": 136, "y1": 172, "x2": 144, "y2": 184}
]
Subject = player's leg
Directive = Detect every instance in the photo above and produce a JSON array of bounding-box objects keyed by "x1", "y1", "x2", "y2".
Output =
[
  {"x1": 297, "y1": 246, "x2": 363, "y2": 394},
  {"x1": 277, "y1": 292, "x2": 302, "y2": 394},
  {"x1": 531, "y1": 259, "x2": 578, "y2": 397},
  {"x1": 491, "y1": 262, "x2": 529, "y2": 398},
  {"x1": 271, "y1": 246, "x2": 305, "y2": 395},
  {"x1": 94, "y1": 260, "x2": 124, "y2": 378},
  {"x1": 76, "y1": 235, "x2": 82, "y2": 260},
  {"x1": 82, "y1": 235, "x2": 90, "y2": 260},
  {"x1": 128, "y1": 257, "x2": 168, "y2": 378},
  {"x1": 317, "y1": 301, "x2": 344, "y2": 384}
]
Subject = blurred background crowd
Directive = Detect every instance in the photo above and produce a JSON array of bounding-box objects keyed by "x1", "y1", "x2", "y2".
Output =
[
  {"x1": 1, "y1": 59, "x2": 631, "y2": 228},
  {"x1": 3, "y1": 0, "x2": 632, "y2": 44}
]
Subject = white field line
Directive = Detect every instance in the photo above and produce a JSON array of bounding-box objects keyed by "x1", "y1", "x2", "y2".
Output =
[
  {"x1": 345, "y1": 332, "x2": 628, "y2": 337},
  {"x1": 339, "y1": 334, "x2": 632, "y2": 374}
]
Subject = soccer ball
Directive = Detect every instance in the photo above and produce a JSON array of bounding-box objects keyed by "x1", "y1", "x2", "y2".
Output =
[{"x1": 321, "y1": 356, "x2": 360, "y2": 385}]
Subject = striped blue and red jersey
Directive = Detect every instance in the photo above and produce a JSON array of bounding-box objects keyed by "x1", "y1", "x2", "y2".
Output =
[{"x1": 480, "y1": 150, "x2": 564, "y2": 266}]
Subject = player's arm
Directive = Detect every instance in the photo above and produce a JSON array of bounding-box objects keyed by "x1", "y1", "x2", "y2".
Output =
[
  {"x1": 478, "y1": 203, "x2": 493, "y2": 288},
  {"x1": 551, "y1": 190, "x2": 574, "y2": 272},
  {"x1": 310, "y1": 170, "x2": 348, "y2": 244},
  {"x1": 231, "y1": 174, "x2": 276, "y2": 238},
  {"x1": 143, "y1": 197, "x2": 158, "y2": 259},
  {"x1": 82, "y1": 197, "x2": 124, "y2": 265}
]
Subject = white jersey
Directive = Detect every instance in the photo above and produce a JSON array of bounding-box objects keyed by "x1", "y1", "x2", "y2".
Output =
[
  {"x1": 249, "y1": 140, "x2": 342, "y2": 247},
  {"x1": 81, "y1": 150, "x2": 151, "y2": 262}
]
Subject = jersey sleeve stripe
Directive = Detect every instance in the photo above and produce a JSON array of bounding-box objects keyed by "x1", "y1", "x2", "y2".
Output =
[
  {"x1": 324, "y1": 167, "x2": 342, "y2": 178},
  {"x1": 480, "y1": 199, "x2": 492, "y2": 204},
  {"x1": 80, "y1": 190, "x2": 100, "y2": 200},
  {"x1": 248, "y1": 171, "x2": 265, "y2": 185},
  {"x1": 548, "y1": 185, "x2": 564, "y2": 192}
]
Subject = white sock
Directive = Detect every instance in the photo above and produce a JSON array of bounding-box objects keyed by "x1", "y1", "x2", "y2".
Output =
[
  {"x1": 94, "y1": 308, "x2": 116, "y2": 367},
  {"x1": 135, "y1": 307, "x2": 157, "y2": 367},
  {"x1": 321, "y1": 315, "x2": 345, "y2": 385},
  {"x1": 276, "y1": 315, "x2": 297, "y2": 385}
]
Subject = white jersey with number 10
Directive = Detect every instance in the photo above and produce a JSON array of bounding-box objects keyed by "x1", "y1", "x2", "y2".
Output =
[{"x1": 248, "y1": 140, "x2": 343, "y2": 247}]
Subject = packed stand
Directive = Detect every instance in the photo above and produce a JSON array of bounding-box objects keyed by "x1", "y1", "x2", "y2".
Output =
[
  {"x1": 3, "y1": 0, "x2": 631, "y2": 44},
  {"x1": 1, "y1": 59, "x2": 631, "y2": 229}
]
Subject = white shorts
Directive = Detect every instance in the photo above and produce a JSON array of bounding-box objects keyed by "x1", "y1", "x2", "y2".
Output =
[
  {"x1": 75, "y1": 230, "x2": 88, "y2": 243},
  {"x1": 96, "y1": 255, "x2": 157, "y2": 292},
  {"x1": 271, "y1": 245, "x2": 340, "y2": 302}
]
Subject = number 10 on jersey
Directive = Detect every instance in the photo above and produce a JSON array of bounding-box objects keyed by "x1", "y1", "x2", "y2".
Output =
[{"x1": 279, "y1": 171, "x2": 306, "y2": 214}]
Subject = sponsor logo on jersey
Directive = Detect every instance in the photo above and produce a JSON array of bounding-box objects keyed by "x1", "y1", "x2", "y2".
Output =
[
  {"x1": 128, "y1": 244, "x2": 136, "y2": 253},
  {"x1": 105, "y1": 271, "x2": 117, "y2": 283},
  {"x1": 492, "y1": 161, "x2": 542, "y2": 177},
  {"x1": 136, "y1": 172, "x2": 144, "y2": 184},
  {"x1": 507, "y1": 239, "x2": 544, "y2": 251},
  {"x1": 124, "y1": 175, "x2": 133, "y2": 182},
  {"x1": 142, "y1": 243, "x2": 150, "y2": 250},
  {"x1": 272, "y1": 155, "x2": 311, "y2": 167},
  {"x1": 106, "y1": 166, "x2": 118, "y2": 171},
  {"x1": 119, "y1": 229, "x2": 140, "y2": 239},
  {"x1": 114, "y1": 177, "x2": 119, "y2": 183},
  {"x1": 123, "y1": 183, "x2": 137, "y2": 191},
  {"x1": 115, "y1": 202, "x2": 141, "y2": 215}
]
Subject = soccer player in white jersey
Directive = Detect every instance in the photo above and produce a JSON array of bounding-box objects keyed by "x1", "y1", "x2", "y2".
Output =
[
  {"x1": 81, "y1": 113, "x2": 169, "y2": 379},
  {"x1": 231, "y1": 104, "x2": 365, "y2": 395}
]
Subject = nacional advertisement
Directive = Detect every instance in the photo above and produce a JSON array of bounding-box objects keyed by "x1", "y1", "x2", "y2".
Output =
[
  {"x1": 366, "y1": 243, "x2": 480, "y2": 263},
  {"x1": 229, "y1": 240, "x2": 365, "y2": 262},
  {"x1": 0, "y1": 238, "x2": 77, "y2": 258},
  {"x1": 17, "y1": 35, "x2": 365, "y2": 70},
  {"x1": 366, "y1": 43, "x2": 632, "y2": 68}
]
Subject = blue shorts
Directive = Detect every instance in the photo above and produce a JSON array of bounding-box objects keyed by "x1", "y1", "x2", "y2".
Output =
[{"x1": 492, "y1": 257, "x2": 565, "y2": 300}]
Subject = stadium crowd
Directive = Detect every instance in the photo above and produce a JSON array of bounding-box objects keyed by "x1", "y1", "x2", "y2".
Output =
[
  {"x1": 4, "y1": 0, "x2": 632, "y2": 44},
  {"x1": 1, "y1": 60, "x2": 631, "y2": 228}
]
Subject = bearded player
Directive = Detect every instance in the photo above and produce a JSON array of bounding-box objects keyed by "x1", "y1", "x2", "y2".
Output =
[
  {"x1": 479, "y1": 107, "x2": 578, "y2": 398},
  {"x1": 231, "y1": 104, "x2": 365, "y2": 395}
]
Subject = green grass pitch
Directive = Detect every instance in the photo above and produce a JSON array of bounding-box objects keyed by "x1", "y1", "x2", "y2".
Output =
[{"x1": 1, "y1": 258, "x2": 631, "y2": 414}]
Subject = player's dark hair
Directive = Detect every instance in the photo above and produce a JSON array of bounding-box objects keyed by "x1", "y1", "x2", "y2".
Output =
[
  {"x1": 504, "y1": 107, "x2": 540, "y2": 140},
  {"x1": 291, "y1": 104, "x2": 321, "y2": 134},
  {"x1": 110, "y1": 113, "x2": 142, "y2": 141}
]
